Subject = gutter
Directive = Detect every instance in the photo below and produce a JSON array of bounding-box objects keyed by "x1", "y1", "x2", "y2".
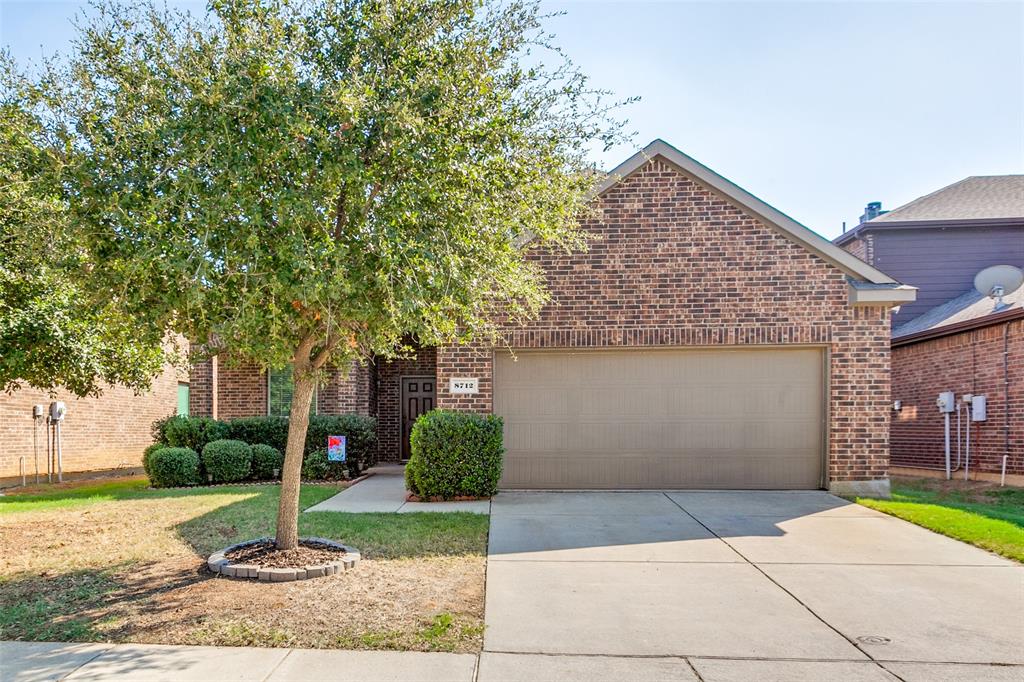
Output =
[{"x1": 891, "y1": 307, "x2": 1024, "y2": 347}]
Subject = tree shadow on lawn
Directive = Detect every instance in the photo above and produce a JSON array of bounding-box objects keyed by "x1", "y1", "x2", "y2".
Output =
[
  {"x1": 174, "y1": 484, "x2": 490, "y2": 560},
  {"x1": 1, "y1": 483, "x2": 489, "y2": 649}
]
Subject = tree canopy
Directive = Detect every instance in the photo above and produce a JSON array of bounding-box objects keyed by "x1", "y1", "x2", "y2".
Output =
[{"x1": 4, "y1": 0, "x2": 631, "y2": 547}]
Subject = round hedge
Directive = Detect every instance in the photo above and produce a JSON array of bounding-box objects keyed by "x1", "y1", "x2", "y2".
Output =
[
  {"x1": 149, "y1": 447, "x2": 200, "y2": 487},
  {"x1": 201, "y1": 439, "x2": 253, "y2": 483},
  {"x1": 251, "y1": 444, "x2": 283, "y2": 480},
  {"x1": 405, "y1": 410, "x2": 504, "y2": 499},
  {"x1": 142, "y1": 442, "x2": 164, "y2": 480}
]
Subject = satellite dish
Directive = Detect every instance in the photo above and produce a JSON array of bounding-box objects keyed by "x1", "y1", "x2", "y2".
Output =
[{"x1": 974, "y1": 264, "x2": 1024, "y2": 310}]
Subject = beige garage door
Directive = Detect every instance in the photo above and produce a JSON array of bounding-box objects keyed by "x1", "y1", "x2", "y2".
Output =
[{"x1": 494, "y1": 348, "x2": 825, "y2": 490}]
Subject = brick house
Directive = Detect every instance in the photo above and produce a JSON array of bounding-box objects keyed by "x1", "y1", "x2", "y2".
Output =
[
  {"x1": 0, "y1": 362, "x2": 186, "y2": 485},
  {"x1": 836, "y1": 177, "x2": 1023, "y2": 484},
  {"x1": 190, "y1": 140, "x2": 914, "y2": 496}
]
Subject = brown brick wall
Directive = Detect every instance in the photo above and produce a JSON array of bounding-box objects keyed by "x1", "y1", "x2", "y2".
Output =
[
  {"x1": 892, "y1": 319, "x2": 1022, "y2": 476},
  {"x1": 319, "y1": 361, "x2": 376, "y2": 417},
  {"x1": 0, "y1": 362, "x2": 183, "y2": 481},
  {"x1": 436, "y1": 158, "x2": 894, "y2": 484},
  {"x1": 377, "y1": 348, "x2": 437, "y2": 461},
  {"x1": 189, "y1": 357, "x2": 378, "y2": 422},
  {"x1": 217, "y1": 362, "x2": 267, "y2": 419},
  {"x1": 843, "y1": 236, "x2": 868, "y2": 262}
]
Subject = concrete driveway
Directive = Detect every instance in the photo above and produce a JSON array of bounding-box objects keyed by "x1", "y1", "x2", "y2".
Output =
[{"x1": 481, "y1": 491, "x2": 1023, "y2": 682}]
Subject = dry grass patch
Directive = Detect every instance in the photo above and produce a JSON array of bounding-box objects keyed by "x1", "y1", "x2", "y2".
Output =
[{"x1": 0, "y1": 477, "x2": 489, "y2": 651}]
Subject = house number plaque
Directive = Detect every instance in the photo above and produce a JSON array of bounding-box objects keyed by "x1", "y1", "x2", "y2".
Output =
[{"x1": 449, "y1": 378, "x2": 479, "y2": 394}]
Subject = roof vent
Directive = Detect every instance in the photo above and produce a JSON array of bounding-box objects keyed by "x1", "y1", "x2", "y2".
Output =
[{"x1": 859, "y1": 201, "x2": 887, "y2": 224}]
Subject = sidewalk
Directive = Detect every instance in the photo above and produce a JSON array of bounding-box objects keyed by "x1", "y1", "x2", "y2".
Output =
[
  {"x1": 303, "y1": 465, "x2": 490, "y2": 514},
  {"x1": 0, "y1": 641, "x2": 478, "y2": 682}
]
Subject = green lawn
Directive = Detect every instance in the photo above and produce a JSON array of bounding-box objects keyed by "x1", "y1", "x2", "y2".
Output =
[
  {"x1": 855, "y1": 477, "x2": 1024, "y2": 563},
  {"x1": 0, "y1": 476, "x2": 490, "y2": 651}
]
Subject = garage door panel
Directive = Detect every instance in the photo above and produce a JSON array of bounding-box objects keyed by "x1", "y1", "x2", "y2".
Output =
[{"x1": 495, "y1": 349, "x2": 824, "y2": 490}]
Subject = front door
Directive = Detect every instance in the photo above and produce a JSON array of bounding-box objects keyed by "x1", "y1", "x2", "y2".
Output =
[{"x1": 401, "y1": 376, "x2": 435, "y2": 460}]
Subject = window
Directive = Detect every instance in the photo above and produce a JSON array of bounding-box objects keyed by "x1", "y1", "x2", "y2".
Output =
[
  {"x1": 267, "y1": 365, "x2": 317, "y2": 417},
  {"x1": 177, "y1": 383, "x2": 190, "y2": 416}
]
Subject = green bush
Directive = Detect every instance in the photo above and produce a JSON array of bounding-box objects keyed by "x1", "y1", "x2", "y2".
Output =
[
  {"x1": 226, "y1": 417, "x2": 289, "y2": 452},
  {"x1": 251, "y1": 443, "x2": 284, "y2": 480},
  {"x1": 142, "y1": 442, "x2": 163, "y2": 479},
  {"x1": 201, "y1": 439, "x2": 252, "y2": 483},
  {"x1": 149, "y1": 447, "x2": 200, "y2": 487},
  {"x1": 301, "y1": 447, "x2": 348, "y2": 481},
  {"x1": 304, "y1": 415, "x2": 377, "y2": 477},
  {"x1": 405, "y1": 410, "x2": 504, "y2": 500},
  {"x1": 151, "y1": 414, "x2": 376, "y2": 482},
  {"x1": 160, "y1": 415, "x2": 230, "y2": 452}
]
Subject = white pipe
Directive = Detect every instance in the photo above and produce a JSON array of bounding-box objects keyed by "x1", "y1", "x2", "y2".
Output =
[
  {"x1": 56, "y1": 421, "x2": 64, "y2": 483},
  {"x1": 944, "y1": 411, "x2": 951, "y2": 480},
  {"x1": 1002, "y1": 456, "x2": 1008, "y2": 487},
  {"x1": 19, "y1": 457, "x2": 26, "y2": 487},
  {"x1": 964, "y1": 411, "x2": 971, "y2": 482},
  {"x1": 46, "y1": 417, "x2": 53, "y2": 483}
]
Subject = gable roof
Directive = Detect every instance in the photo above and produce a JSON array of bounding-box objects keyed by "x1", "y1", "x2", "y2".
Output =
[
  {"x1": 596, "y1": 139, "x2": 900, "y2": 285},
  {"x1": 893, "y1": 285, "x2": 1023, "y2": 344},
  {"x1": 873, "y1": 175, "x2": 1024, "y2": 224}
]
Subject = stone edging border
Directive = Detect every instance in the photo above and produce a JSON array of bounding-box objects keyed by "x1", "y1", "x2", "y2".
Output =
[{"x1": 207, "y1": 537, "x2": 361, "y2": 582}]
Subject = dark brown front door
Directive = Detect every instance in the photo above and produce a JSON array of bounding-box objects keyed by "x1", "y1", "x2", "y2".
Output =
[{"x1": 401, "y1": 376, "x2": 435, "y2": 460}]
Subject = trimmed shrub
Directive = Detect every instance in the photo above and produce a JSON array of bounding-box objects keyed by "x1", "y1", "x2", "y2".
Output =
[
  {"x1": 161, "y1": 415, "x2": 230, "y2": 452},
  {"x1": 251, "y1": 444, "x2": 284, "y2": 480},
  {"x1": 304, "y1": 415, "x2": 377, "y2": 477},
  {"x1": 142, "y1": 442, "x2": 163, "y2": 480},
  {"x1": 226, "y1": 417, "x2": 289, "y2": 453},
  {"x1": 405, "y1": 410, "x2": 504, "y2": 500},
  {"x1": 149, "y1": 447, "x2": 200, "y2": 487},
  {"x1": 201, "y1": 439, "x2": 252, "y2": 483},
  {"x1": 301, "y1": 448, "x2": 348, "y2": 481}
]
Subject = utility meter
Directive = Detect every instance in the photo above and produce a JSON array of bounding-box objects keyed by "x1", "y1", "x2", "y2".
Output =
[
  {"x1": 49, "y1": 401, "x2": 67, "y2": 421},
  {"x1": 33, "y1": 404, "x2": 44, "y2": 419},
  {"x1": 936, "y1": 392, "x2": 955, "y2": 413},
  {"x1": 971, "y1": 395, "x2": 987, "y2": 422}
]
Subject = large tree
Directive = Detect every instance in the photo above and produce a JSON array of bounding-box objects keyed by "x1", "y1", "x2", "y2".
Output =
[
  {"x1": 0, "y1": 53, "x2": 168, "y2": 397},
  {"x1": 16, "y1": 0, "x2": 629, "y2": 549}
]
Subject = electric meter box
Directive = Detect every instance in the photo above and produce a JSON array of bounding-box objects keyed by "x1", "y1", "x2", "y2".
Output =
[
  {"x1": 936, "y1": 391, "x2": 955, "y2": 413},
  {"x1": 49, "y1": 401, "x2": 67, "y2": 421},
  {"x1": 971, "y1": 395, "x2": 987, "y2": 422},
  {"x1": 33, "y1": 404, "x2": 45, "y2": 418}
]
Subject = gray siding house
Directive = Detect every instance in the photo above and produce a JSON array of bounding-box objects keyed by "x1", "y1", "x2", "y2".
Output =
[{"x1": 835, "y1": 176, "x2": 1024, "y2": 326}]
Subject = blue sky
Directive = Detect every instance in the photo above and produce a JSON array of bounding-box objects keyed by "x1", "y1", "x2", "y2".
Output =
[{"x1": 2, "y1": 1, "x2": 1021, "y2": 238}]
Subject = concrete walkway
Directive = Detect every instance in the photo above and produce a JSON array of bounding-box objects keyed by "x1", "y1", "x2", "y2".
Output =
[
  {"x1": 484, "y1": 490, "x2": 1024, "y2": 681},
  {"x1": 0, "y1": 641, "x2": 477, "y2": 681},
  {"x1": 303, "y1": 465, "x2": 490, "y2": 514}
]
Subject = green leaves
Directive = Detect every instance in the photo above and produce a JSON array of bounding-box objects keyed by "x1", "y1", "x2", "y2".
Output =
[{"x1": 4, "y1": 0, "x2": 631, "y2": 382}]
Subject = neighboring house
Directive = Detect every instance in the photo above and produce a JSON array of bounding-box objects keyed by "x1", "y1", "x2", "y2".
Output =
[
  {"x1": 835, "y1": 176, "x2": 1024, "y2": 327},
  {"x1": 836, "y1": 176, "x2": 1024, "y2": 483},
  {"x1": 0, "y1": 363, "x2": 187, "y2": 485},
  {"x1": 190, "y1": 139, "x2": 914, "y2": 496}
]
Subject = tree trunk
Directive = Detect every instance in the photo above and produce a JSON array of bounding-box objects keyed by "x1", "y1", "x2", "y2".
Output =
[{"x1": 275, "y1": 354, "x2": 318, "y2": 550}]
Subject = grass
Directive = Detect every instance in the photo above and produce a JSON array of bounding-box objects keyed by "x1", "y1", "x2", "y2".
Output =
[
  {"x1": 855, "y1": 477, "x2": 1024, "y2": 563},
  {"x1": 0, "y1": 475, "x2": 490, "y2": 651}
]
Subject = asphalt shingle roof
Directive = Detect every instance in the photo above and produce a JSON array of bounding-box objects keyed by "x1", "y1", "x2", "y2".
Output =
[
  {"x1": 893, "y1": 285, "x2": 1023, "y2": 339},
  {"x1": 872, "y1": 175, "x2": 1024, "y2": 223}
]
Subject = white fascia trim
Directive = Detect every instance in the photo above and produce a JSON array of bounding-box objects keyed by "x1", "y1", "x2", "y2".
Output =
[
  {"x1": 848, "y1": 284, "x2": 918, "y2": 307},
  {"x1": 594, "y1": 139, "x2": 899, "y2": 284}
]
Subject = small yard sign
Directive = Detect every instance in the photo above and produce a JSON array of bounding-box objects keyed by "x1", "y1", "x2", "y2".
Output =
[
  {"x1": 450, "y1": 377, "x2": 479, "y2": 394},
  {"x1": 327, "y1": 435, "x2": 346, "y2": 462}
]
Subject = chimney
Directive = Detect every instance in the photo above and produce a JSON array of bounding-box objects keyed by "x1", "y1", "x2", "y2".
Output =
[{"x1": 859, "y1": 201, "x2": 886, "y2": 224}]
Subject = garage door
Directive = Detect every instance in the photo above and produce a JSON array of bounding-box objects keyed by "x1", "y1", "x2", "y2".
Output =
[{"x1": 494, "y1": 348, "x2": 824, "y2": 489}]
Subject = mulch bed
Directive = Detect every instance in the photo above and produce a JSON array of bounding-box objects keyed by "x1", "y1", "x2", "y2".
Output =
[{"x1": 225, "y1": 539, "x2": 346, "y2": 569}]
